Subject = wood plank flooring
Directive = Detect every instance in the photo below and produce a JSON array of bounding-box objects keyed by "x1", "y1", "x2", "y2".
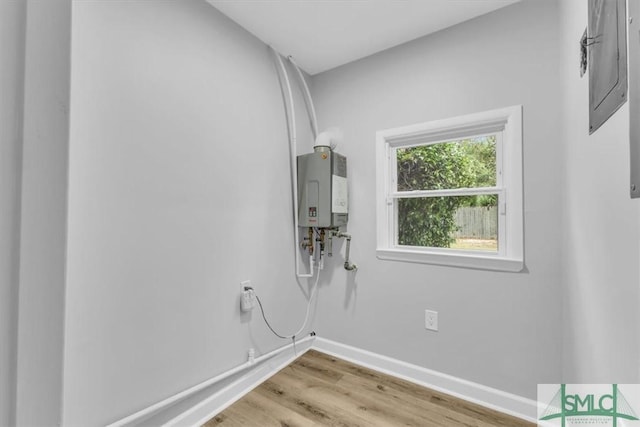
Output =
[{"x1": 203, "y1": 350, "x2": 535, "y2": 427}]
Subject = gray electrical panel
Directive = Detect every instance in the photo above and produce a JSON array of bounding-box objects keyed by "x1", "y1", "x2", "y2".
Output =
[
  {"x1": 588, "y1": 0, "x2": 627, "y2": 134},
  {"x1": 297, "y1": 146, "x2": 348, "y2": 227}
]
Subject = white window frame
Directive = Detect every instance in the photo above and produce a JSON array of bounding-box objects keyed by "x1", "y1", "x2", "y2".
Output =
[{"x1": 375, "y1": 106, "x2": 524, "y2": 272}]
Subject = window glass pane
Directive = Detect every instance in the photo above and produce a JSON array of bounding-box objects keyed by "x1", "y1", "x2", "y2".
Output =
[
  {"x1": 397, "y1": 195, "x2": 498, "y2": 252},
  {"x1": 396, "y1": 136, "x2": 496, "y2": 191}
]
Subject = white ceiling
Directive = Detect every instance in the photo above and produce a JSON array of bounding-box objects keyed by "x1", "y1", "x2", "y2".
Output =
[{"x1": 207, "y1": 0, "x2": 519, "y2": 75}]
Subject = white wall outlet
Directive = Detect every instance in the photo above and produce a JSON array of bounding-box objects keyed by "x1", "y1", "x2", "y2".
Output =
[
  {"x1": 425, "y1": 310, "x2": 438, "y2": 331},
  {"x1": 240, "y1": 289, "x2": 255, "y2": 312},
  {"x1": 240, "y1": 280, "x2": 255, "y2": 312}
]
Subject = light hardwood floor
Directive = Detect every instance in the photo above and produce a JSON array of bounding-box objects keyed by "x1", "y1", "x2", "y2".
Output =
[{"x1": 203, "y1": 350, "x2": 535, "y2": 427}]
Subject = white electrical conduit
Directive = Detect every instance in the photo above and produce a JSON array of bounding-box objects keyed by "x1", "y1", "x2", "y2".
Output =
[
  {"x1": 267, "y1": 47, "x2": 321, "y2": 342},
  {"x1": 105, "y1": 334, "x2": 315, "y2": 427},
  {"x1": 287, "y1": 55, "x2": 318, "y2": 140},
  {"x1": 270, "y1": 47, "x2": 314, "y2": 278}
]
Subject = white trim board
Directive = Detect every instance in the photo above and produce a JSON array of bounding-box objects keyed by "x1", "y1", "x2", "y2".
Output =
[
  {"x1": 107, "y1": 337, "x2": 314, "y2": 427},
  {"x1": 312, "y1": 337, "x2": 538, "y2": 424},
  {"x1": 112, "y1": 335, "x2": 538, "y2": 426},
  {"x1": 170, "y1": 338, "x2": 314, "y2": 427}
]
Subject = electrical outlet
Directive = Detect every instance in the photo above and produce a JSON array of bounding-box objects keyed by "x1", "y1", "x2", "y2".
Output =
[
  {"x1": 240, "y1": 280, "x2": 255, "y2": 312},
  {"x1": 425, "y1": 310, "x2": 438, "y2": 331},
  {"x1": 240, "y1": 289, "x2": 255, "y2": 312}
]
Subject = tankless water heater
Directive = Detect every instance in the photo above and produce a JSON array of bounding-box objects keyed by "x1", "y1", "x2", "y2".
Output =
[{"x1": 297, "y1": 146, "x2": 348, "y2": 228}]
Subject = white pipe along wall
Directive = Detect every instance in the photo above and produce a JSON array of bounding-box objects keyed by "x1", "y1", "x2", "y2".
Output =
[{"x1": 106, "y1": 335, "x2": 315, "y2": 427}]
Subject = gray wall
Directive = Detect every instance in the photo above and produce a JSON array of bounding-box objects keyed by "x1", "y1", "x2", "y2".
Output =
[
  {"x1": 559, "y1": 0, "x2": 640, "y2": 383},
  {"x1": 311, "y1": 0, "x2": 563, "y2": 400},
  {"x1": 14, "y1": 0, "x2": 72, "y2": 425},
  {"x1": 0, "y1": 1, "x2": 26, "y2": 425},
  {"x1": 9, "y1": 1, "x2": 638, "y2": 425},
  {"x1": 62, "y1": 1, "x2": 315, "y2": 425}
]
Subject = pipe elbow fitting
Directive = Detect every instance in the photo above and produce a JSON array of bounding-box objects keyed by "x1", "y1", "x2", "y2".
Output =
[{"x1": 344, "y1": 262, "x2": 357, "y2": 271}]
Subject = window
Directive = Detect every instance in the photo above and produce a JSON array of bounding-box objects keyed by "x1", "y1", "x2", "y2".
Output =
[{"x1": 376, "y1": 106, "x2": 523, "y2": 272}]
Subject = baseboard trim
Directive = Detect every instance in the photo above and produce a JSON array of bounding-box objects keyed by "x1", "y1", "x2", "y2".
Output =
[
  {"x1": 106, "y1": 336, "x2": 314, "y2": 427},
  {"x1": 312, "y1": 337, "x2": 538, "y2": 424},
  {"x1": 166, "y1": 337, "x2": 314, "y2": 427},
  {"x1": 121, "y1": 335, "x2": 539, "y2": 426}
]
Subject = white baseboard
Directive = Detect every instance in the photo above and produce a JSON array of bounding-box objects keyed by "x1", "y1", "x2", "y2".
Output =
[
  {"x1": 312, "y1": 337, "x2": 539, "y2": 424},
  {"x1": 130, "y1": 335, "x2": 538, "y2": 426},
  {"x1": 107, "y1": 337, "x2": 315, "y2": 427},
  {"x1": 167, "y1": 337, "x2": 314, "y2": 427}
]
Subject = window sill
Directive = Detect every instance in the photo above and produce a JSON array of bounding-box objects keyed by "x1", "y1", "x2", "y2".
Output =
[{"x1": 376, "y1": 248, "x2": 523, "y2": 272}]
